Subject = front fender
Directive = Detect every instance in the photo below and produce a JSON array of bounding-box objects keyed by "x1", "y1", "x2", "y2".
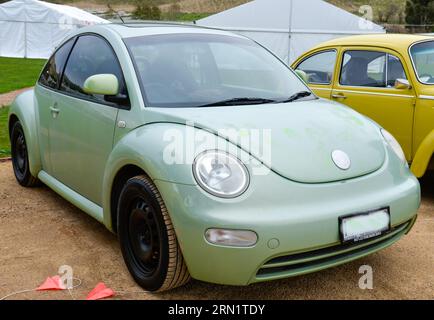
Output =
[
  {"x1": 411, "y1": 129, "x2": 434, "y2": 178},
  {"x1": 8, "y1": 90, "x2": 41, "y2": 177},
  {"x1": 101, "y1": 123, "x2": 252, "y2": 230}
]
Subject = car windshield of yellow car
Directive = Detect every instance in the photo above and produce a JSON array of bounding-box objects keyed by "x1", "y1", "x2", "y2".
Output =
[{"x1": 410, "y1": 41, "x2": 434, "y2": 84}]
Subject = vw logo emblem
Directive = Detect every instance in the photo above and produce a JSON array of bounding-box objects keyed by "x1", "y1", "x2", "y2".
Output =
[{"x1": 332, "y1": 150, "x2": 351, "y2": 170}]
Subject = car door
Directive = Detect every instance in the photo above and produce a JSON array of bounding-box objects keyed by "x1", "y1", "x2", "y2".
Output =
[
  {"x1": 294, "y1": 49, "x2": 338, "y2": 99},
  {"x1": 49, "y1": 34, "x2": 129, "y2": 205},
  {"x1": 35, "y1": 37, "x2": 76, "y2": 172},
  {"x1": 331, "y1": 48, "x2": 416, "y2": 161}
]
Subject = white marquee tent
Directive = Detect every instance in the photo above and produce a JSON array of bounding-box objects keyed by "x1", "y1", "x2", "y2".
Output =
[
  {"x1": 0, "y1": 0, "x2": 108, "y2": 59},
  {"x1": 197, "y1": 0, "x2": 385, "y2": 64}
]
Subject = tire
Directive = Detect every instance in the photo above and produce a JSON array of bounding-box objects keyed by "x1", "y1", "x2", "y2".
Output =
[
  {"x1": 10, "y1": 121, "x2": 39, "y2": 187},
  {"x1": 117, "y1": 175, "x2": 190, "y2": 292}
]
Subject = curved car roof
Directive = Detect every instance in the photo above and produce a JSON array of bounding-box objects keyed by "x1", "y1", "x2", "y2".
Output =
[
  {"x1": 311, "y1": 34, "x2": 434, "y2": 52},
  {"x1": 103, "y1": 23, "x2": 246, "y2": 39}
]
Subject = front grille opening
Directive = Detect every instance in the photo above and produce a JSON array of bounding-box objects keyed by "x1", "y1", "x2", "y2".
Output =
[{"x1": 257, "y1": 221, "x2": 409, "y2": 277}]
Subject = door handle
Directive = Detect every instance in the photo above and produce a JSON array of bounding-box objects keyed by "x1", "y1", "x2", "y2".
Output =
[
  {"x1": 332, "y1": 93, "x2": 347, "y2": 100},
  {"x1": 50, "y1": 103, "x2": 60, "y2": 118}
]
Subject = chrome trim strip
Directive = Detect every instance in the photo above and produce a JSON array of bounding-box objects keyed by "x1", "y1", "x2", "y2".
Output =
[
  {"x1": 332, "y1": 89, "x2": 415, "y2": 98},
  {"x1": 311, "y1": 87, "x2": 331, "y2": 91},
  {"x1": 419, "y1": 95, "x2": 434, "y2": 100}
]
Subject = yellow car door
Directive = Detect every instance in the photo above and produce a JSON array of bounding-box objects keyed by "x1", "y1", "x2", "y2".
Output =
[
  {"x1": 294, "y1": 49, "x2": 338, "y2": 99},
  {"x1": 331, "y1": 47, "x2": 416, "y2": 161}
]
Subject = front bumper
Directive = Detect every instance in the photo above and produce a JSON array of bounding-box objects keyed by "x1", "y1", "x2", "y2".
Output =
[{"x1": 155, "y1": 153, "x2": 420, "y2": 286}]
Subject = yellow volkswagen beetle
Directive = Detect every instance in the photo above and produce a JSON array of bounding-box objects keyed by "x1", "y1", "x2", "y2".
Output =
[{"x1": 292, "y1": 34, "x2": 434, "y2": 178}]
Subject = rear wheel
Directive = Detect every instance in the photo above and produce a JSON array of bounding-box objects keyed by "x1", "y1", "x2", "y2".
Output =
[
  {"x1": 10, "y1": 121, "x2": 39, "y2": 187},
  {"x1": 117, "y1": 175, "x2": 190, "y2": 292}
]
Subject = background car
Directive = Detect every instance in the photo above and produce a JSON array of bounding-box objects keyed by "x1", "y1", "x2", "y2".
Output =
[
  {"x1": 9, "y1": 24, "x2": 420, "y2": 292},
  {"x1": 293, "y1": 34, "x2": 434, "y2": 178}
]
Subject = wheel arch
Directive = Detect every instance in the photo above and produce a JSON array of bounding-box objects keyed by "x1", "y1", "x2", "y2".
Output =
[
  {"x1": 102, "y1": 123, "x2": 192, "y2": 233},
  {"x1": 8, "y1": 113, "x2": 19, "y2": 136},
  {"x1": 108, "y1": 164, "x2": 149, "y2": 234},
  {"x1": 8, "y1": 90, "x2": 42, "y2": 177},
  {"x1": 411, "y1": 129, "x2": 434, "y2": 178},
  {"x1": 101, "y1": 122, "x2": 244, "y2": 233}
]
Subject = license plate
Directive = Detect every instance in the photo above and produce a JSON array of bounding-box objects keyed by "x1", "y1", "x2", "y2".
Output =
[{"x1": 339, "y1": 208, "x2": 390, "y2": 243}]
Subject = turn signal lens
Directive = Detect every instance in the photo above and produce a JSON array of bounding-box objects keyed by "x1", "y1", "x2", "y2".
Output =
[{"x1": 205, "y1": 229, "x2": 258, "y2": 247}]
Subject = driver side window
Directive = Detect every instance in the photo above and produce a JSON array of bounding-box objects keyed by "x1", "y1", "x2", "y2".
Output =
[
  {"x1": 60, "y1": 35, "x2": 127, "y2": 105},
  {"x1": 340, "y1": 50, "x2": 407, "y2": 88}
]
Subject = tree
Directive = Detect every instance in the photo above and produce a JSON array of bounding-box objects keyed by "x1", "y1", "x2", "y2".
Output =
[
  {"x1": 133, "y1": 0, "x2": 161, "y2": 21},
  {"x1": 378, "y1": 2, "x2": 404, "y2": 24},
  {"x1": 150, "y1": 5, "x2": 162, "y2": 20},
  {"x1": 166, "y1": 1, "x2": 181, "y2": 20},
  {"x1": 406, "y1": 0, "x2": 434, "y2": 32}
]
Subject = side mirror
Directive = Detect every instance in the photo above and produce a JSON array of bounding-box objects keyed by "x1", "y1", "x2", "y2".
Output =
[
  {"x1": 83, "y1": 74, "x2": 119, "y2": 96},
  {"x1": 394, "y1": 78, "x2": 412, "y2": 90},
  {"x1": 294, "y1": 70, "x2": 309, "y2": 83}
]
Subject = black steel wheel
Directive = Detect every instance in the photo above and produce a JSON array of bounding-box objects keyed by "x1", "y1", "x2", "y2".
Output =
[
  {"x1": 10, "y1": 121, "x2": 38, "y2": 187},
  {"x1": 118, "y1": 175, "x2": 190, "y2": 292}
]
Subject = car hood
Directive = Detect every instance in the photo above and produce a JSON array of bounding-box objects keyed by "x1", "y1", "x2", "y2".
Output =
[{"x1": 145, "y1": 99, "x2": 386, "y2": 183}]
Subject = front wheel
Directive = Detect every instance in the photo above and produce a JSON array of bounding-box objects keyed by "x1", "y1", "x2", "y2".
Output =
[
  {"x1": 117, "y1": 175, "x2": 190, "y2": 292},
  {"x1": 10, "y1": 121, "x2": 39, "y2": 187}
]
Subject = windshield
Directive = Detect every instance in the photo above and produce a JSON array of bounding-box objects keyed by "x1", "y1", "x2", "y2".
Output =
[
  {"x1": 410, "y1": 41, "x2": 434, "y2": 84},
  {"x1": 124, "y1": 33, "x2": 312, "y2": 108}
]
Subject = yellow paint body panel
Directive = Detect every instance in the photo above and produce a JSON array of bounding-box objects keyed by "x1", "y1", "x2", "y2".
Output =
[
  {"x1": 292, "y1": 34, "x2": 434, "y2": 177},
  {"x1": 411, "y1": 130, "x2": 434, "y2": 177}
]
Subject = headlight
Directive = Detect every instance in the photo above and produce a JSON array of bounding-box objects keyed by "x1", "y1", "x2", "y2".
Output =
[
  {"x1": 193, "y1": 151, "x2": 249, "y2": 198},
  {"x1": 381, "y1": 129, "x2": 406, "y2": 163}
]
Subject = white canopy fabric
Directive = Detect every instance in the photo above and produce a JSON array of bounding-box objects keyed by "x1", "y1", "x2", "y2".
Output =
[
  {"x1": 0, "y1": 0, "x2": 108, "y2": 59},
  {"x1": 197, "y1": 0, "x2": 385, "y2": 64}
]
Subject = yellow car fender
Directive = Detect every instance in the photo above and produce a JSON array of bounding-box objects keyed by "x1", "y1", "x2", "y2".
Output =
[{"x1": 411, "y1": 129, "x2": 434, "y2": 178}]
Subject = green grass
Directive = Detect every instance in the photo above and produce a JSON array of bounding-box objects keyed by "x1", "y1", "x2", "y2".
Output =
[
  {"x1": 0, "y1": 106, "x2": 10, "y2": 158},
  {"x1": 163, "y1": 12, "x2": 210, "y2": 21},
  {"x1": 175, "y1": 12, "x2": 210, "y2": 21},
  {"x1": 0, "y1": 57, "x2": 46, "y2": 94}
]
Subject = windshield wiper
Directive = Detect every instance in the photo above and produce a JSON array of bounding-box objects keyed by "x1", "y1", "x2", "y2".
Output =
[
  {"x1": 279, "y1": 91, "x2": 313, "y2": 103},
  {"x1": 196, "y1": 97, "x2": 277, "y2": 108}
]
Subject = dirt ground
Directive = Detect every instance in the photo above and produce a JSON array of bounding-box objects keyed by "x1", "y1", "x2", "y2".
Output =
[
  {"x1": 0, "y1": 160, "x2": 432, "y2": 300},
  {"x1": 0, "y1": 88, "x2": 32, "y2": 107}
]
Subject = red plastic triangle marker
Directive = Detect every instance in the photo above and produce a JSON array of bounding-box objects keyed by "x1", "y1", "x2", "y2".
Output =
[
  {"x1": 36, "y1": 275, "x2": 65, "y2": 291},
  {"x1": 86, "y1": 282, "x2": 115, "y2": 300}
]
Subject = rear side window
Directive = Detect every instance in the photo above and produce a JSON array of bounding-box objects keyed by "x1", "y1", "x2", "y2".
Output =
[
  {"x1": 60, "y1": 35, "x2": 127, "y2": 104},
  {"x1": 295, "y1": 50, "x2": 337, "y2": 84},
  {"x1": 38, "y1": 38, "x2": 75, "y2": 89}
]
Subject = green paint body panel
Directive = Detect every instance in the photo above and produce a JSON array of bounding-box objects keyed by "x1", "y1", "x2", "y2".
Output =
[
  {"x1": 153, "y1": 150, "x2": 419, "y2": 285},
  {"x1": 8, "y1": 24, "x2": 421, "y2": 287},
  {"x1": 38, "y1": 170, "x2": 104, "y2": 223}
]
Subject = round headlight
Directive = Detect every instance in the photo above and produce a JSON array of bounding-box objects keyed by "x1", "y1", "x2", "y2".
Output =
[
  {"x1": 193, "y1": 151, "x2": 249, "y2": 198},
  {"x1": 381, "y1": 129, "x2": 406, "y2": 163}
]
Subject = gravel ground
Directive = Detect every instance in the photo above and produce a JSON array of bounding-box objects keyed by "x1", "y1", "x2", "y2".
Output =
[{"x1": 0, "y1": 160, "x2": 432, "y2": 300}]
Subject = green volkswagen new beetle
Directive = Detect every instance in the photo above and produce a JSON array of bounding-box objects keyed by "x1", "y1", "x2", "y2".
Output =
[{"x1": 8, "y1": 23, "x2": 420, "y2": 292}]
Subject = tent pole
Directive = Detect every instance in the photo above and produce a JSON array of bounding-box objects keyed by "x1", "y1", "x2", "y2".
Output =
[
  {"x1": 24, "y1": 21, "x2": 27, "y2": 58},
  {"x1": 288, "y1": 0, "x2": 293, "y2": 65}
]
